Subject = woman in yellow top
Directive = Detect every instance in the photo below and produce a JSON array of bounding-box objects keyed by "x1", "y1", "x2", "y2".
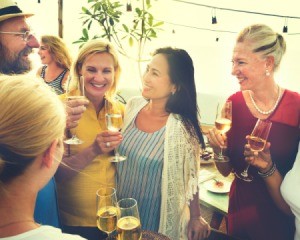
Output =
[{"x1": 55, "y1": 39, "x2": 123, "y2": 240}]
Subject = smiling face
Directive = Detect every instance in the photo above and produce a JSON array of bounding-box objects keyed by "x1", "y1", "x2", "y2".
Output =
[
  {"x1": 80, "y1": 52, "x2": 115, "y2": 106},
  {"x1": 142, "y1": 53, "x2": 176, "y2": 102},
  {"x1": 231, "y1": 41, "x2": 269, "y2": 92},
  {"x1": 0, "y1": 17, "x2": 39, "y2": 74},
  {"x1": 38, "y1": 44, "x2": 53, "y2": 65}
]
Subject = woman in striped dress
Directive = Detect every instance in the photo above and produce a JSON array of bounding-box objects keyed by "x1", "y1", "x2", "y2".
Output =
[
  {"x1": 117, "y1": 47, "x2": 211, "y2": 240},
  {"x1": 37, "y1": 35, "x2": 72, "y2": 95}
]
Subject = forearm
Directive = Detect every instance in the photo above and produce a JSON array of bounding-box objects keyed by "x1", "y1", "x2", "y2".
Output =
[
  {"x1": 55, "y1": 142, "x2": 101, "y2": 182},
  {"x1": 262, "y1": 169, "x2": 292, "y2": 215},
  {"x1": 189, "y1": 191, "x2": 201, "y2": 218}
]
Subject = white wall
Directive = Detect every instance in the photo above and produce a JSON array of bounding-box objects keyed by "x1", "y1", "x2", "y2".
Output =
[{"x1": 16, "y1": 0, "x2": 300, "y2": 124}]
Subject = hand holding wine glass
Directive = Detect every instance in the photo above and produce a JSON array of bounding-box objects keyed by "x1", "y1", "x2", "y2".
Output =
[
  {"x1": 96, "y1": 187, "x2": 118, "y2": 238},
  {"x1": 105, "y1": 98, "x2": 126, "y2": 162},
  {"x1": 117, "y1": 198, "x2": 142, "y2": 240},
  {"x1": 237, "y1": 119, "x2": 272, "y2": 182},
  {"x1": 214, "y1": 100, "x2": 232, "y2": 162},
  {"x1": 64, "y1": 76, "x2": 86, "y2": 145}
]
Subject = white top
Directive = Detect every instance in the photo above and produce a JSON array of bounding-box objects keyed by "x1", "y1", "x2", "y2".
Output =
[
  {"x1": 281, "y1": 143, "x2": 300, "y2": 240},
  {"x1": 123, "y1": 97, "x2": 201, "y2": 240},
  {"x1": 0, "y1": 226, "x2": 86, "y2": 240}
]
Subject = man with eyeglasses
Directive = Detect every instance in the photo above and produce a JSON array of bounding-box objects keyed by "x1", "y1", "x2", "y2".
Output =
[{"x1": 0, "y1": 3, "x2": 39, "y2": 74}]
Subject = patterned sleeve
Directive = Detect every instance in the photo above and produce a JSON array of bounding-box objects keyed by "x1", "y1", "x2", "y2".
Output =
[{"x1": 181, "y1": 123, "x2": 201, "y2": 204}]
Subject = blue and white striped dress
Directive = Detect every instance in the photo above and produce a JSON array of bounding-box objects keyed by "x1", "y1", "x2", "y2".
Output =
[{"x1": 117, "y1": 118, "x2": 165, "y2": 232}]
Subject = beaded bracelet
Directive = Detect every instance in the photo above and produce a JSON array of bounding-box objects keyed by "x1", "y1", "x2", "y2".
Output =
[{"x1": 258, "y1": 162, "x2": 276, "y2": 178}]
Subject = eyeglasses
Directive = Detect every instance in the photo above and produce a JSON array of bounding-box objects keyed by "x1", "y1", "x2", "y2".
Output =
[{"x1": 0, "y1": 31, "x2": 33, "y2": 42}]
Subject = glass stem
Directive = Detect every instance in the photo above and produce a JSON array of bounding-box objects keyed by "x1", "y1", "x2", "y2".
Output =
[
  {"x1": 241, "y1": 164, "x2": 250, "y2": 177},
  {"x1": 220, "y1": 146, "x2": 223, "y2": 156}
]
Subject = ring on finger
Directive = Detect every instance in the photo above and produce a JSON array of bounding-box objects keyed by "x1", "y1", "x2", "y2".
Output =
[{"x1": 106, "y1": 142, "x2": 111, "y2": 147}]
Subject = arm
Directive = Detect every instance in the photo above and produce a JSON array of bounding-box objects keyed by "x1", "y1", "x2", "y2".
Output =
[
  {"x1": 55, "y1": 131, "x2": 122, "y2": 182},
  {"x1": 244, "y1": 139, "x2": 292, "y2": 215},
  {"x1": 188, "y1": 191, "x2": 211, "y2": 240}
]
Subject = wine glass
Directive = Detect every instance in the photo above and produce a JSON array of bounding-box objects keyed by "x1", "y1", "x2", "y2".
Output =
[
  {"x1": 64, "y1": 76, "x2": 85, "y2": 145},
  {"x1": 105, "y1": 98, "x2": 126, "y2": 162},
  {"x1": 237, "y1": 119, "x2": 272, "y2": 182},
  {"x1": 96, "y1": 187, "x2": 118, "y2": 238},
  {"x1": 214, "y1": 100, "x2": 232, "y2": 162},
  {"x1": 117, "y1": 198, "x2": 142, "y2": 240}
]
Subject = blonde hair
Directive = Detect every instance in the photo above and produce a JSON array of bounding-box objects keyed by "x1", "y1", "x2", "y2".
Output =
[
  {"x1": 70, "y1": 39, "x2": 121, "y2": 101},
  {"x1": 41, "y1": 35, "x2": 72, "y2": 69},
  {"x1": 0, "y1": 75, "x2": 66, "y2": 183},
  {"x1": 236, "y1": 24, "x2": 286, "y2": 71}
]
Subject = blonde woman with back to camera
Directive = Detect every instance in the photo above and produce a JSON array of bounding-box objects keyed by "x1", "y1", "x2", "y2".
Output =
[{"x1": 0, "y1": 75, "x2": 86, "y2": 240}]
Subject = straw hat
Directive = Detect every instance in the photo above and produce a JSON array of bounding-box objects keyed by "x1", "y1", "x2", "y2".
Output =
[{"x1": 0, "y1": 0, "x2": 33, "y2": 22}]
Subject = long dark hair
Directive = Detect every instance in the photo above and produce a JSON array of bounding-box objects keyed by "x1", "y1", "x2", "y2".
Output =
[{"x1": 153, "y1": 47, "x2": 205, "y2": 148}]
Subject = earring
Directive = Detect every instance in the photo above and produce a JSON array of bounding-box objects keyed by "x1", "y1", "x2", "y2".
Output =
[{"x1": 265, "y1": 69, "x2": 270, "y2": 76}]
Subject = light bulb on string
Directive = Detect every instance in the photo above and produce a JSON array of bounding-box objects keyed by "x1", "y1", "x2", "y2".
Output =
[
  {"x1": 282, "y1": 17, "x2": 288, "y2": 33},
  {"x1": 211, "y1": 8, "x2": 217, "y2": 24},
  {"x1": 126, "y1": 0, "x2": 132, "y2": 12}
]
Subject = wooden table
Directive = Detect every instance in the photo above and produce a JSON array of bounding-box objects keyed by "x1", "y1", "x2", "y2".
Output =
[
  {"x1": 199, "y1": 162, "x2": 234, "y2": 229},
  {"x1": 105, "y1": 230, "x2": 170, "y2": 239}
]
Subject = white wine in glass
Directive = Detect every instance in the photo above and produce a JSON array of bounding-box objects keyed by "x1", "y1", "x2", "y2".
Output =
[
  {"x1": 106, "y1": 113, "x2": 123, "y2": 132},
  {"x1": 96, "y1": 187, "x2": 118, "y2": 238},
  {"x1": 64, "y1": 76, "x2": 85, "y2": 145},
  {"x1": 117, "y1": 198, "x2": 142, "y2": 240},
  {"x1": 214, "y1": 100, "x2": 232, "y2": 162},
  {"x1": 237, "y1": 119, "x2": 272, "y2": 182},
  {"x1": 105, "y1": 98, "x2": 126, "y2": 162}
]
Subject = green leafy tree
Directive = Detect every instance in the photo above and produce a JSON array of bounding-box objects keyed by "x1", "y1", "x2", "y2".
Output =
[{"x1": 74, "y1": 0, "x2": 164, "y2": 69}]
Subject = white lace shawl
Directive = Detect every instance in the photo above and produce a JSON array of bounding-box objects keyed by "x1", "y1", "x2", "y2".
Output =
[{"x1": 122, "y1": 97, "x2": 201, "y2": 240}]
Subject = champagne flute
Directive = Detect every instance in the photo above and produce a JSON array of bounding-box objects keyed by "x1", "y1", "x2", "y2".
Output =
[
  {"x1": 117, "y1": 198, "x2": 142, "y2": 240},
  {"x1": 64, "y1": 76, "x2": 85, "y2": 145},
  {"x1": 237, "y1": 119, "x2": 272, "y2": 182},
  {"x1": 105, "y1": 98, "x2": 126, "y2": 162},
  {"x1": 214, "y1": 100, "x2": 232, "y2": 162},
  {"x1": 96, "y1": 187, "x2": 118, "y2": 238}
]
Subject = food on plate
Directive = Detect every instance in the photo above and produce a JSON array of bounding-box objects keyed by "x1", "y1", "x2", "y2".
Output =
[
  {"x1": 214, "y1": 179, "x2": 224, "y2": 188},
  {"x1": 201, "y1": 148, "x2": 213, "y2": 161}
]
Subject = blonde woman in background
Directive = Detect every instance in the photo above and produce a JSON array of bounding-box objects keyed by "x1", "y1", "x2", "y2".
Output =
[
  {"x1": 37, "y1": 35, "x2": 72, "y2": 94},
  {"x1": 0, "y1": 75, "x2": 85, "y2": 239},
  {"x1": 55, "y1": 39, "x2": 124, "y2": 240}
]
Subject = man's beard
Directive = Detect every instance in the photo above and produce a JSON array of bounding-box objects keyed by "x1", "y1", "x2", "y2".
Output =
[{"x1": 0, "y1": 43, "x2": 33, "y2": 74}]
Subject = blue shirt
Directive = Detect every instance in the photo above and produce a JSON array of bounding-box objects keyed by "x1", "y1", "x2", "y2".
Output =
[{"x1": 34, "y1": 177, "x2": 60, "y2": 227}]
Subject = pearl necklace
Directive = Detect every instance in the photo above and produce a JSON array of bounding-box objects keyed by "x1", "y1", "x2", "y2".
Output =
[{"x1": 249, "y1": 85, "x2": 282, "y2": 115}]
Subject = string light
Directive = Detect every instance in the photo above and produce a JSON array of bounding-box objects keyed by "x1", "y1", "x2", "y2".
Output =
[
  {"x1": 173, "y1": 0, "x2": 300, "y2": 20},
  {"x1": 126, "y1": 0, "x2": 132, "y2": 12},
  {"x1": 211, "y1": 8, "x2": 217, "y2": 24},
  {"x1": 283, "y1": 17, "x2": 288, "y2": 33},
  {"x1": 166, "y1": 0, "x2": 300, "y2": 35}
]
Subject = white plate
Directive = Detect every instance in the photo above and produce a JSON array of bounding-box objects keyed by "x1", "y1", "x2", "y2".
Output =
[{"x1": 204, "y1": 179, "x2": 231, "y2": 193}]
